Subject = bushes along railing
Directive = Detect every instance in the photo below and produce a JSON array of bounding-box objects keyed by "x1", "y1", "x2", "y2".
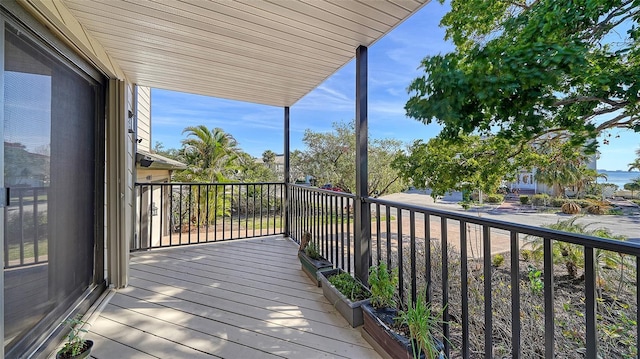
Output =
[{"x1": 132, "y1": 182, "x2": 284, "y2": 251}]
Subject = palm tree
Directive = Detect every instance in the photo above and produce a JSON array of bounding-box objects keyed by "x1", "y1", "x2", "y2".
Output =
[
  {"x1": 533, "y1": 137, "x2": 597, "y2": 197},
  {"x1": 180, "y1": 125, "x2": 240, "y2": 182},
  {"x1": 574, "y1": 168, "x2": 607, "y2": 197},
  {"x1": 535, "y1": 162, "x2": 581, "y2": 197},
  {"x1": 623, "y1": 179, "x2": 640, "y2": 198},
  {"x1": 628, "y1": 148, "x2": 640, "y2": 172},
  {"x1": 262, "y1": 150, "x2": 276, "y2": 172}
]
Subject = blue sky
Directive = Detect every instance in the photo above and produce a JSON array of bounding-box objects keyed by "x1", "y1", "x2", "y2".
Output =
[{"x1": 151, "y1": 1, "x2": 638, "y2": 171}]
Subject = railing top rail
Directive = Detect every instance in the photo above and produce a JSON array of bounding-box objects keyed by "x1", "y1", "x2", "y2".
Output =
[
  {"x1": 135, "y1": 182, "x2": 286, "y2": 186},
  {"x1": 290, "y1": 183, "x2": 357, "y2": 199},
  {"x1": 365, "y1": 196, "x2": 640, "y2": 256}
]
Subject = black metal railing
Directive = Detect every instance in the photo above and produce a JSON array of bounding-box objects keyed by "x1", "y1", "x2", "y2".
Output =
[
  {"x1": 132, "y1": 182, "x2": 285, "y2": 251},
  {"x1": 289, "y1": 184, "x2": 356, "y2": 273},
  {"x1": 134, "y1": 181, "x2": 639, "y2": 357},
  {"x1": 4, "y1": 186, "x2": 48, "y2": 269},
  {"x1": 364, "y1": 197, "x2": 640, "y2": 359}
]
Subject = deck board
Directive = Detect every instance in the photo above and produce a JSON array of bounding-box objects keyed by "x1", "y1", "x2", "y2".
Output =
[{"x1": 86, "y1": 236, "x2": 380, "y2": 359}]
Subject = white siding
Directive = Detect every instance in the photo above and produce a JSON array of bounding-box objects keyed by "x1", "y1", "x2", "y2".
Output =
[{"x1": 136, "y1": 86, "x2": 151, "y2": 152}]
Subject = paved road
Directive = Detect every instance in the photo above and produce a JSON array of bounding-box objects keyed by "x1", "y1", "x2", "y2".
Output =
[{"x1": 380, "y1": 191, "x2": 640, "y2": 242}]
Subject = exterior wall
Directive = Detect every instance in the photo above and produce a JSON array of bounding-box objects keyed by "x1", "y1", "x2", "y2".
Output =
[
  {"x1": 137, "y1": 169, "x2": 171, "y2": 183},
  {"x1": 19, "y1": 0, "x2": 134, "y2": 290},
  {"x1": 136, "y1": 86, "x2": 151, "y2": 152},
  {"x1": 0, "y1": 1, "x2": 131, "y2": 356},
  {"x1": 136, "y1": 169, "x2": 171, "y2": 247}
]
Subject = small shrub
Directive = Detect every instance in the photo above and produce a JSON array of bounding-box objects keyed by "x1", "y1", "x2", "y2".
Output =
[
  {"x1": 305, "y1": 242, "x2": 321, "y2": 259},
  {"x1": 527, "y1": 266, "x2": 543, "y2": 295},
  {"x1": 459, "y1": 201, "x2": 471, "y2": 210},
  {"x1": 586, "y1": 204, "x2": 607, "y2": 215},
  {"x1": 519, "y1": 195, "x2": 530, "y2": 205},
  {"x1": 584, "y1": 194, "x2": 599, "y2": 200},
  {"x1": 58, "y1": 316, "x2": 90, "y2": 358},
  {"x1": 368, "y1": 263, "x2": 398, "y2": 309},
  {"x1": 327, "y1": 272, "x2": 369, "y2": 302},
  {"x1": 550, "y1": 197, "x2": 567, "y2": 207},
  {"x1": 561, "y1": 202, "x2": 581, "y2": 214},
  {"x1": 531, "y1": 194, "x2": 550, "y2": 206},
  {"x1": 521, "y1": 249, "x2": 531, "y2": 261},
  {"x1": 492, "y1": 254, "x2": 505, "y2": 267},
  {"x1": 485, "y1": 193, "x2": 504, "y2": 203},
  {"x1": 632, "y1": 199, "x2": 640, "y2": 206},
  {"x1": 574, "y1": 199, "x2": 591, "y2": 208}
]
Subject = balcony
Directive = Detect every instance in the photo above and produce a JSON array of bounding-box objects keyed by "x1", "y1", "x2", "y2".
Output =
[
  {"x1": 82, "y1": 235, "x2": 378, "y2": 358},
  {"x1": 109, "y1": 182, "x2": 640, "y2": 358}
]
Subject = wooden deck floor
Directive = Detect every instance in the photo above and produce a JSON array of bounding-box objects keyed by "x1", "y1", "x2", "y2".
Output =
[{"x1": 84, "y1": 236, "x2": 380, "y2": 359}]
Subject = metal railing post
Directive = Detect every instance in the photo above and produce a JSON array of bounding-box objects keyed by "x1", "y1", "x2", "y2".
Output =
[{"x1": 354, "y1": 44, "x2": 370, "y2": 284}]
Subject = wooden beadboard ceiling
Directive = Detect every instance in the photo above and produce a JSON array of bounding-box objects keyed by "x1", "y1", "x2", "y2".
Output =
[{"x1": 61, "y1": 0, "x2": 429, "y2": 107}]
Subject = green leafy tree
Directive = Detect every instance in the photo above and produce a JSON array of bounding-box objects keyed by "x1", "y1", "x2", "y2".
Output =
[
  {"x1": 235, "y1": 152, "x2": 278, "y2": 183},
  {"x1": 406, "y1": 0, "x2": 639, "y2": 151},
  {"x1": 392, "y1": 134, "x2": 535, "y2": 197},
  {"x1": 151, "y1": 141, "x2": 181, "y2": 161},
  {"x1": 289, "y1": 149, "x2": 306, "y2": 183},
  {"x1": 292, "y1": 121, "x2": 406, "y2": 196}
]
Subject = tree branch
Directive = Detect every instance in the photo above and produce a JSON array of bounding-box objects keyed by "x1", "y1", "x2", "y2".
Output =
[
  {"x1": 584, "y1": 2, "x2": 637, "y2": 40},
  {"x1": 595, "y1": 113, "x2": 632, "y2": 132},
  {"x1": 375, "y1": 176, "x2": 400, "y2": 197},
  {"x1": 553, "y1": 96, "x2": 627, "y2": 107}
]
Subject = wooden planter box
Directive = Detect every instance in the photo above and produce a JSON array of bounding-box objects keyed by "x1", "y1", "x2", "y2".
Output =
[
  {"x1": 318, "y1": 269, "x2": 370, "y2": 327},
  {"x1": 362, "y1": 303, "x2": 444, "y2": 359},
  {"x1": 298, "y1": 250, "x2": 332, "y2": 286}
]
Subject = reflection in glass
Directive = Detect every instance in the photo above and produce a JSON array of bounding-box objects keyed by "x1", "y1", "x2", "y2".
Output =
[{"x1": 3, "y1": 22, "x2": 98, "y2": 355}]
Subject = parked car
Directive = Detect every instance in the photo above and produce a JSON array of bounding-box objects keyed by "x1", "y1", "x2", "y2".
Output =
[{"x1": 321, "y1": 184, "x2": 343, "y2": 192}]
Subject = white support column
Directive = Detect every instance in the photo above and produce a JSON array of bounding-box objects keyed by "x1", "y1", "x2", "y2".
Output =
[
  {"x1": 0, "y1": 19, "x2": 6, "y2": 357},
  {"x1": 106, "y1": 79, "x2": 130, "y2": 288}
]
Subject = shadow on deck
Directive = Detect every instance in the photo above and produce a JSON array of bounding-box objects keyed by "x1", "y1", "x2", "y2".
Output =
[{"x1": 82, "y1": 236, "x2": 379, "y2": 358}]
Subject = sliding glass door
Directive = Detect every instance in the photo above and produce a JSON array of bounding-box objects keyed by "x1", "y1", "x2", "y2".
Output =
[{"x1": 2, "y1": 11, "x2": 105, "y2": 357}]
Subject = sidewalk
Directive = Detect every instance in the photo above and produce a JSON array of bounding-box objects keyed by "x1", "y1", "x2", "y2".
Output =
[{"x1": 380, "y1": 191, "x2": 640, "y2": 242}]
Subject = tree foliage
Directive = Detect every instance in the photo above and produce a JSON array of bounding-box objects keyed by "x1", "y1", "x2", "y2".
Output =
[
  {"x1": 262, "y1": 150, "x2": 276, "y2": 165},
  {"x1": 159, "y1": 126, "x2": 277, "y2": 183},
  {"x1": 629, "y1": 148, "x2": 640, "y2": 171},
  {"x1": 151, "y1": 141, "x2": 181, "y2": 160},
  {"x1": 406, "y1": 0, "x2": 639, "y2": 150},
  {"x1": 178, "y1": 125, "x2": 241, "y2": 182},
  {"x1": 623, "y1": 178, "x2": 640, "y2": 197},
  {"x1": 235, "y1": 152, "x2": 278, "y2": 183},
  {"x1": 532, "y1": 139, "x2": 603, "y2": 197},
  {"x1": 392, "y1": 135, "x2": 535, "y2": 197},
  {"x1": 291, "y1": 121, "x2": 406, "y2": 196}
]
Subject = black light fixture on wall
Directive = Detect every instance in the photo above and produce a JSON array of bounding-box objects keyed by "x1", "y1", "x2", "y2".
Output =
[
  {"x1": 127, "y1": 110, "x2": 136, "y2": 133},
  {"x1": 136, "y1": 153, "x2": 154, "y2": 167}
]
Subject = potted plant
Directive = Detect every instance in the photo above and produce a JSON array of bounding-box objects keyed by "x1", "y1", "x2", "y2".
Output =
[
  {"x1": 362, "y1": 263, "x2": 445, "y2": 359},
  {"x1": 56, "y1": 316, "x2": 93, "y2": 359},
  {"x1": 318, "y1": 268, "x2": 370, "y2": 327},
  {"x1": 298, "y1": 232, "x2": 332, "y2": 286},
  {"x1": 398, "y1": 293, "x2": 446, "y2": 359}
]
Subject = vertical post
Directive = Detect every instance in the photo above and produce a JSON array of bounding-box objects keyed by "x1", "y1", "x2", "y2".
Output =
[
  {"x1": 354, "y1": 45, "x2": 370, "y2": 284},
  {"x1": 284, "y1": 106, "x2": 290, "y2": 236},
  {"x1": 0, "y1": 20, "x2": 5, "y2": 357}
]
